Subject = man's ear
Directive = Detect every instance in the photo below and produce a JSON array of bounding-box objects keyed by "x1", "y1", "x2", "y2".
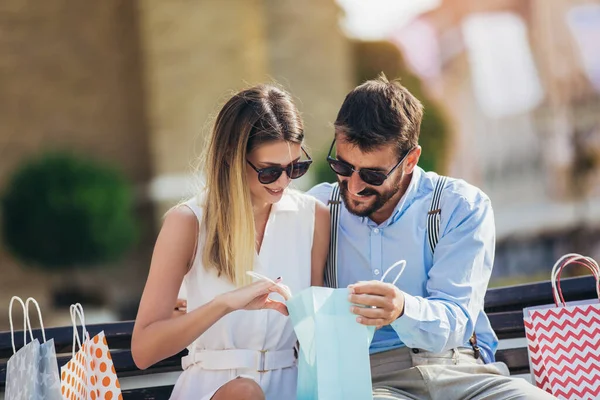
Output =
[{"x1": 404, "y1": 146, "x2": 421, "y2": 174}]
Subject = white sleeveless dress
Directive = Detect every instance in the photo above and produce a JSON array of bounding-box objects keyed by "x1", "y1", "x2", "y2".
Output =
[{"x1": 169, "y1": 189, "x2": 316, "y2": 400}]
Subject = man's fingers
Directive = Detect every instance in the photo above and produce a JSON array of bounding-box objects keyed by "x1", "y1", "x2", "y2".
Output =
[
  {"x1": 349, "y1": 294, "x2": 388, "y2": 308},
  {"x1": 356, "y1": 316, "x2": 387, "y2": 326},
  {"x1": 348, "y1": 281, "x2": 394, "y2": 296},
  {"x1": 351, "y1": 305, "x2": 387, "y2": 319}
]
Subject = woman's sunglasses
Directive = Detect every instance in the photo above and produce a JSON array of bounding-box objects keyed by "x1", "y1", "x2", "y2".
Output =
[
  {"x1": 247, "y1": 147, "x2": 313, "y2": 185},
  {"x1": 326, "y1": 139, "x2": 413, "y2": 186}
]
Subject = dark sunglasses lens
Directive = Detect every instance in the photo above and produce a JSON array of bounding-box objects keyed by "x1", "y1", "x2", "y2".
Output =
[
  {"x1": 290, "y1": 162, "x2": 311, "y2": 179},
  {"x1": 360, "y1": 170, "x2": 386, "y2": 186},
  {"x1": 328, "y1": 159, "x2": 353, "y2": 176},
  {"x1": 258, "y1": 168, "x2": 283, "y2": 184}
]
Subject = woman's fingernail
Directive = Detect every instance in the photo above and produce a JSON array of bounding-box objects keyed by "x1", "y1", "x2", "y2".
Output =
[{"x1": 356, "y1": 317, "x2": 362, "y2": 323}]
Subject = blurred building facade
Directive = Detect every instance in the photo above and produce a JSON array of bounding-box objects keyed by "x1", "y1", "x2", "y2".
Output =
[
  {"x1": 0, "y1": 0, "x2": 352, "y2": 329},
  {"x1": 394, "y1": 0, "x2": 600, "y2": 283},
  {"x1": 2, "y1": 0, "x2": 599, "y2": 331}
]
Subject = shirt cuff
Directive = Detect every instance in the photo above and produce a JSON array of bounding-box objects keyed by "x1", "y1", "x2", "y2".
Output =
[{"x1": 391, "y1": 292, "x2": 421, "y2": 342}]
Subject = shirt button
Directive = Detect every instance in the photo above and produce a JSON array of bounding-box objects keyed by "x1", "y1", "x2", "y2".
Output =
[
  {"x1": 374, "y1": 269, "x2": 380, "y2": 276},
  {"x1": 373, "y1": 228, "x2": 380, "y2": 234}
]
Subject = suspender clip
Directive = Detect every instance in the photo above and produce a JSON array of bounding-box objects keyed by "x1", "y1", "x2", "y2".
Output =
[{"x1": 469, "y1": 333, "x2": 480, "y2": 359}]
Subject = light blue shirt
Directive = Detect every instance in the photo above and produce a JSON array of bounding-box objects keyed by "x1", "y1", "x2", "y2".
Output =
[{"x1": 307, "y1": 166, "x2": 499, "y2": 363}]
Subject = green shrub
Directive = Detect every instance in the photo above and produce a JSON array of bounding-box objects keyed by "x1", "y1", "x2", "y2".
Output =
[{"x1": 1, "y1": 152, "x2": 138, "y2": 270}]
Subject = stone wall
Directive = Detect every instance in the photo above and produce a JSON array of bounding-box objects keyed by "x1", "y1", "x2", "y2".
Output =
[{"x1": 0, "y1": 0, "x2": 151, "y2": 187}]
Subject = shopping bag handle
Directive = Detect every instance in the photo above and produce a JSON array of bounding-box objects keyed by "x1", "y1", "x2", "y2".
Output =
[
  {"x1": 8, "y1": 296, "x2": 27, "y2": 355},
  {"x1": 246, "y1": 271, "x2": 293, "y2": 300},
  {"x1": 551, "y1": 253, "x2": 600, "y2": 307},
  {"x1": 25, "y1": 297, "x2": 47, "y2": 344},
  {"x1": 70, "y1": 303, "x2": 88, "y2": 359},
  {"x1": 380, "y1": 260, "x2": 407, "y2": 286}
]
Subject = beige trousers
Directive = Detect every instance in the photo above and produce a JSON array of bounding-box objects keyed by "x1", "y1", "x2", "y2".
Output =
[{"x1": 371, "y1": 347, "x2": 557, "y2": 400}]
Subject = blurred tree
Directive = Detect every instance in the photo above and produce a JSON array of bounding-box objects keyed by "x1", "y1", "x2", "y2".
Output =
[{"x1": 1, "y1": 152, "x2": 138, "y2": 273}]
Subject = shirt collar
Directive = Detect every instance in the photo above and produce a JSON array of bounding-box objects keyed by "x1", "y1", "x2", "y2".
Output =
[
  {"x1": 272, "y1": 190, "x2": 299, "y2": 212},
  {"x1": 364, "y1": 166, "x2": 423, "y2": 227}
]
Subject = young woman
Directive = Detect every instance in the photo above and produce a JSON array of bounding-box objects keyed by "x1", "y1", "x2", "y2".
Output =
[{"x1": 131, "y1": 84, "x2": 330, "y2": 400}]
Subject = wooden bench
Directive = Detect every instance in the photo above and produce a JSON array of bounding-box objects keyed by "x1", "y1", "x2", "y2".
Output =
[{"x1": 1, "y1": 275, "x2": 596, "y2": 398}]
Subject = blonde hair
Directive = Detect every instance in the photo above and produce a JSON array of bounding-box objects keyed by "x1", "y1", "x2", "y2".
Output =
[{"x1": 201, "y1": 85, "x2": 304, "y2": 287}]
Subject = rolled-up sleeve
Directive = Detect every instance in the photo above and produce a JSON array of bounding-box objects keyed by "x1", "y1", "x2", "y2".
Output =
[{"x1": 391, "y1": 195, "x2": 495, "y2": 353}]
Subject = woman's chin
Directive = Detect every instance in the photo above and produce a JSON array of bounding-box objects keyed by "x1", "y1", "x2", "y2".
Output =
[{"x1": 265, "y1": 187, "x2": 284, "y2": 199}]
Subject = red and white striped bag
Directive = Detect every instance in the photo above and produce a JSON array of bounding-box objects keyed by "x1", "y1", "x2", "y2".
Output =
[{"x1": 523, "y1": 253, "x2": 600, "y2": 400}]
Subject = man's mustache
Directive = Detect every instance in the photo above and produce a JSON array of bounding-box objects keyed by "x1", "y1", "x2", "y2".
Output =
[{"x1": 340, "y1": 181, "x2": 378, "y2": 197}]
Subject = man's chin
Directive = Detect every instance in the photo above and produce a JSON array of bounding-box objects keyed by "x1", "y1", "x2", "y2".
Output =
[{"x1": 344, "y1": 198, "x2": 376, "y2": 217}]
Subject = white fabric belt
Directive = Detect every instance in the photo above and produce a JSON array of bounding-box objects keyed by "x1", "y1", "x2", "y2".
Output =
[{"x1": 181, "y1": 349, "x2": 296, "y2": 372}]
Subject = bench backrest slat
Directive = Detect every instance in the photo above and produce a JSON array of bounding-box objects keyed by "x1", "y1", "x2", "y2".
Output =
[
  {"x1": 484, "y1": 275, "x2": 596, "y2": 312},
  {"x1": 0, "y1": 321, "x2": 135, "y2": 360},
  {"x1": 0, "y1": 275, "x2": 595, "y2": 396}
]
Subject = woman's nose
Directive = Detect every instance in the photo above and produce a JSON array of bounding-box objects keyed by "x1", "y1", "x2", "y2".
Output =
[{"x1": 277, "y1": 170, "x2": 291, "y2": 187}]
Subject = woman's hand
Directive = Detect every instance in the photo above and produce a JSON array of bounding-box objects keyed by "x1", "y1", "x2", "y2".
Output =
[
  {"x1": 216, "y1": 278, "x2": 290, "y2": 316},
  {"x1": 172, "y1": 298, "x2": 187, "y2": 318}
]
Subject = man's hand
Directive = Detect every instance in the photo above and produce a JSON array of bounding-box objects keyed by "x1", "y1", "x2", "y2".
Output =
[{"x1": 348, "y1": 281, "x2": 405, "y2": 327}]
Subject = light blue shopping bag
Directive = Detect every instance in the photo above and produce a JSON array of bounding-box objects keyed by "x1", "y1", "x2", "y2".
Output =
[
  {"x1": 287, "y1": 286, "x2": 376, "y2": 400},
  {"x1": 5, "y1": 297, "x2": 62, "y2": 400},
  {"x1": 248, "y1": 260, "x2": 406, "y2": 400}
]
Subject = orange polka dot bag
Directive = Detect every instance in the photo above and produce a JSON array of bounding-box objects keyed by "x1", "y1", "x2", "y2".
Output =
[{"x1": 60, "y1": 304, "x2": 122, "y2": 400}]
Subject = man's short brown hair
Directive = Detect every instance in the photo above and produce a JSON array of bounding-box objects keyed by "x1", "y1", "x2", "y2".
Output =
[{"x1": 334, "y1": 73, "x2": 423, "y2": 157}]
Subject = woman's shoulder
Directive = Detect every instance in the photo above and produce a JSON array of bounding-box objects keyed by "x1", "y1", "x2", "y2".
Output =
[
  {"x1": 164, "y1": 200, "x2": 200, "y2": 230},
  {"x1": 163, "y1": 194, "x2": 205, "y2": 224}
]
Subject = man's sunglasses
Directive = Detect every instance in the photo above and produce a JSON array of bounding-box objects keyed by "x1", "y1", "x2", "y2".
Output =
[
  {"x1": 326, "y1": 139, "x2": 413, "y2": 186},
  {"x1": 247, "y1": 147, "x2": 313, "y2": 185}
]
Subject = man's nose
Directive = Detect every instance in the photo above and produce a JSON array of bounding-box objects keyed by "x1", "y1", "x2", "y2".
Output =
[{"x1": 347, "y1": 171, "x2": 366, "y2": 195}]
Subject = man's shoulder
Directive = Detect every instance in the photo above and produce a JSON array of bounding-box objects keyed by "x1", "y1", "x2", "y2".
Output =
[
  {"x1": 306, "y1": 181, "x2": 336, "y2": 205},
  {"x1": 444, "y1": 176, "x2": 490, "y2": 206},
  {"x1": 420, "y1": 170, "x2": 490, "y2": 211}
]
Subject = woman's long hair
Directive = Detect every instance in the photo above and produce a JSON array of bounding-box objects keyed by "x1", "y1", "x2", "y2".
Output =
[{"x1": 201, "y1": 84, "x2": 304, "y2": 286}]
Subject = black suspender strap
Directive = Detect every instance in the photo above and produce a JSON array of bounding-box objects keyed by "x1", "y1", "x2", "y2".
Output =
[
  {"x1": 426, "y1": 175, "x2": 480, "y2": 359},
  {"x1": 427, "y1": 175, "x2": 448, "y2": 255},
  {"x1": 324, "y1": 184, "x2": 341, "y2": 289}
]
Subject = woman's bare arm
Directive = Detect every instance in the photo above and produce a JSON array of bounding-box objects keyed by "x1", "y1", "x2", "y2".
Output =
[{"x1": 131, "y1": 207, "x2": 228, "y2": 369}]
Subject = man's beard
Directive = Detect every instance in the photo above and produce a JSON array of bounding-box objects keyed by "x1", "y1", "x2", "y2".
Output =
[{"x1": 339, "y1": 178, "x2": 401, "y2": 218}]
